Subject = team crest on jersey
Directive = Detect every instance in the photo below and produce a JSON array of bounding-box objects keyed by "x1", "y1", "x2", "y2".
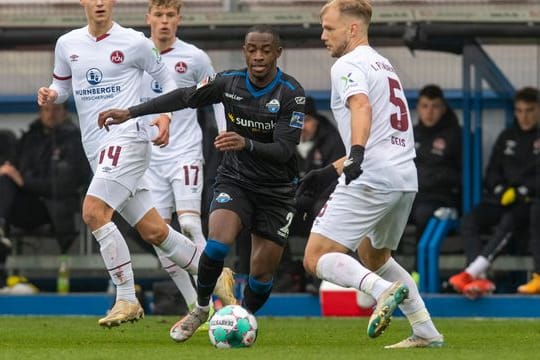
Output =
[
  {"x1": 86, "y1": 68, "x2": 103, "y2": 85},
  {"x1": 175, "y1": 61, "x2": 187, "y2": 74},
  {"x1": 151, "y1": 80, "x2": 163, "y2": 94},
  {"x1": 266, "y1": 99, "x2": 280, "y2": 113},
  {"x1": 110, "y1": 50, "x2": 124, "y2": 64},
  {"x1": 216, "y1": 192, "x2": 232, "y2": 203},
  {"x1": 289, "y1": 111, "x2": 305, "y2": 129}
]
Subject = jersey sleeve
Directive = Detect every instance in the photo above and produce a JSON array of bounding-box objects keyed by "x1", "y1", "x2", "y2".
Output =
[
  {"x1": 49, "y1": 38, "x2": 73, "y2": 104},
  {"x1": 332, "y1": 58, "x2": 369, "y2": 103},
  {"x1": 194, "y1": 51, "x2": 227, "y2": 132},
  {"x1": 185, "y1": 72, "x2": 226, "y2": 107}
]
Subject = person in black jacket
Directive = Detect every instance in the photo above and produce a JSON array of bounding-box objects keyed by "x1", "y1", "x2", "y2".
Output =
[
  {"x1": 0, "y1": 103, "x2": 90, "y2": 257},
  {"x1": 449, "y1": 87, "x2": 539, "y2": 299},
  {"x1": 409, "y1": 85, "x2": 462, "y2": 248},
  {"x1": 402, "y1": 85, "x2": 461, "y2": 273}
]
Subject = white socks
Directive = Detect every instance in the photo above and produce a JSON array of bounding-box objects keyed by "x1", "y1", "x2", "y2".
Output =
[
  {"x1": 93, "y1": 222, "x2": 136, "y2": 303},
  {"x1": 465, "y1": 256, "x2": 490, "y2": 278},
  {"x1": 178, "y1": 213, "x2": 206, "y2": 254},
  {"x1": 315, "y1": 252, "x2": 392, "y2": 300},
  {"x1": 154, "y1": 245, "x2": 197, "y2": 309},
  {"x1": 375, "y1": 257, "x2": 441, "y2": 340},
  {"x1": 157, "y1": 225, "x2": 199, "y2": 274}
]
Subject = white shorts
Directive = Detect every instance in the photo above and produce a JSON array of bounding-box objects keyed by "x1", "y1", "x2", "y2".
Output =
[
  {"x1": 146, "y1": 158, "x2": 204, "y2": 219},
  {"x1": 86, "y1": 135, "x2": 153, "y2": 226},
  {"x1": 311, "y1": 183, "x2": 416, "y2": 251}
]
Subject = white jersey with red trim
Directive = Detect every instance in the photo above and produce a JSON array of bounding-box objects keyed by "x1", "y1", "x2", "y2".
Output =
[
  {"x1": 140, "y1": 38, "x2": 224, "y2": 164},
  {"x1": 49, "y1": 22, "x2": 176, "y2": 162},
  {"x1": 331, "y1": 45, "x2": 417, "y2": 191}
]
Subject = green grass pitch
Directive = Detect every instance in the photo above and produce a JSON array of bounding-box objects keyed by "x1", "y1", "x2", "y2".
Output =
[{"x1": 1, "y1": 316, "x2": 540, "y2": 360}]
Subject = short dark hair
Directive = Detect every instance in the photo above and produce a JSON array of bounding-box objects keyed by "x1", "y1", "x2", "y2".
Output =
[
  {"x1": 514, "y1": 87, "x2": 539, "y2": 104},
  {"x1": 418, "y1": 84, "x2": 444, "y2": 100},
  {"x1": 245, "y1": 24, "x2": 281, "y2": 47}
]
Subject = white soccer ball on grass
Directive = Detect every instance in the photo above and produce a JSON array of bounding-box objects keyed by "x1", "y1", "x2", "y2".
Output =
[{"x1": 208, "y1": 304, "x2": 258, "y2": 348}]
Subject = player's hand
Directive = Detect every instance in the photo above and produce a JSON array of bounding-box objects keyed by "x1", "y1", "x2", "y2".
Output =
[
  {"x1": 37, "y1": 87, "x2": 58, "y2": 106},
  {"x1": 343, "y1": 145, "x2": 365, "y2": 185},
  {"x1": 98, "y1": 109, "x2": 131, "y2": 131},
  {"x1": 150, "y1": 114, "x2": 171, "y2": 148},
  {"x1": 296, "y1": 164, "x2": 339, "y2": 199},
  {"x1": 214, "y1": 131, "x2": 246, "y2": 151}
]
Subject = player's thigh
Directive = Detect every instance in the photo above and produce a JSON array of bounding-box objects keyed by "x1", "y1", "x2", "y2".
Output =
[
  {"x1": 119, "y1": 187, "x2": 154, "y2": 227},
  {"x1": 145, "y1": 164, "x2": 174, "y2": 219},
  {"x1": 371, "y1": 191, "x2": 416, "y2": 250},
  {"x1": 208, "y1": 182, "x2": 251, "y2": 244},
  {"x1": 93, "y1": 139, "x2": 151, "y2": 194},
  {"x1": 208, "y1": 209, "x2": 243, "y2": 246},
  {"x1": 86, "y1": 178, "x2": 132, "y2": 213},
  {"x1": 249, "y1": 234, "x2": 285, "y2": 280},
  {"x1": 252, "y1": 193, "x2": 296, "y2": 247}
]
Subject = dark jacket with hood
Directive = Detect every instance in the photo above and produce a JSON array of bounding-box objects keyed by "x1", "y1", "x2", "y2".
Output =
[
  {"x1": 414, "y1": 108, "x2": 462, "y2": 207},
  {"x1": 16, "y1": 117, "x2": 90, "y2": 233}
]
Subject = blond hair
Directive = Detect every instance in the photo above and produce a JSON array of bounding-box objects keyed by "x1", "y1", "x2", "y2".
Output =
[
  {"x1": 321, "y1": 0, "x2": 372, "y2": 25},
  {"x1": 148, "y1": 0, "x2": 182, "y2": 13}
]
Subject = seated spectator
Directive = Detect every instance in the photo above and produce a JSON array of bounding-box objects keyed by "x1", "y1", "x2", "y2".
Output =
[
  {"x1": 0, "y1": 128, "x2": 17, "y2": 288},
  {"x1": 449, "y1": 87, "x2": 539, "y2": 299},
  {"x1": 0, "y1": 103, "x2": 90, "y2": 260},
  {"x1": 405, "y1": 85, "x2": 461, "y2": 270},
  {"x1": 275, "y1": 97, "x2": 345, "y2": 292}
]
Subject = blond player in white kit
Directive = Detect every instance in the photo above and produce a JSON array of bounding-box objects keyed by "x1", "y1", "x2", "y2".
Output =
[
  {"x1": 37, "y1": 0, "x2": 233, "y2": 329},
  {"x1": 141, "y1": 0, "x2": 231, "y2": 313},
  {"x1": 298, "y1": 0, "x2": 444, "y2": 348}
]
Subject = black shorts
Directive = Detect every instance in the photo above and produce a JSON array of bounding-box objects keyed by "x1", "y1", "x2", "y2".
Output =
[{"x1": 210, "y1": 181, "x2": 296, "y2": 246}]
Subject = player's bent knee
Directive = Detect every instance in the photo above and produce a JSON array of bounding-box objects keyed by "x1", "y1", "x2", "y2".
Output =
[
  {"x1": 303, "y1": 255, "x2": 318, "y2": 276},
  {"x1": 139, "y1": 222, "x2": 169, "y2": 245},
  {"x1": 82, "y1": 196, "x2": 112, "y2": 229}
]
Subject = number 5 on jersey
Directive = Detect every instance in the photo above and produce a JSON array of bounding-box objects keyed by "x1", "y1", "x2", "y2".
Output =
[{"x1": 388, "y1": 78, "x2": 409, "y2": 131}]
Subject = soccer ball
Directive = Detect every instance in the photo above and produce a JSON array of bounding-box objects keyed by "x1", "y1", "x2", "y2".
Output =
[{"x1": 208, "y1": 305, "x2": 258, "y2": 348}]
